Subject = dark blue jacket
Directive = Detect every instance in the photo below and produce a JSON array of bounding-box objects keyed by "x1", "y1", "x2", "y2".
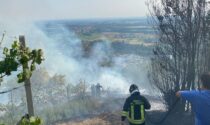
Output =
[{"x1": 121, "y1": 91, "x2": 151, "y2": 125}]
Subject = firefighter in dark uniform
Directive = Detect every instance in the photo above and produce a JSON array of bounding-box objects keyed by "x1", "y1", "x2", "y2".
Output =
[{"x1": 121, "y1": 84, "x2": 151, "y2": 125}]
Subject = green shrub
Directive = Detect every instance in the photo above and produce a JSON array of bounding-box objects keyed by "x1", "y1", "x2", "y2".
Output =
[{"x1": 19, "y1": 116, "x2": 42, "y2": 125}]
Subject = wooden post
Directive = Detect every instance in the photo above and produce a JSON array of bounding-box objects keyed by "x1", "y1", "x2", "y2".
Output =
[{"x1": 19, "y1": 35, "x2": 34, "y2": 116}]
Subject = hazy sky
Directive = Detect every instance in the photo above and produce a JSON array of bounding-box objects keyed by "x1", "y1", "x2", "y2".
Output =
[{"x1": 0, "y1": 0, "x2": 148, "y2": 21}]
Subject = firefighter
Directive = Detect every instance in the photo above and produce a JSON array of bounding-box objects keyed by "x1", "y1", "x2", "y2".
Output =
[
  {"x1": 121, "y1": 84, "x2": 151, "y2": 125},
  {"x1": 95, "y1": 83, "x2": 102, "y2": 97}
]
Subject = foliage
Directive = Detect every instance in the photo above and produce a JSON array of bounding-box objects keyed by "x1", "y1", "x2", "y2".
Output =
[
  {"x1": 0, "y1": 40, "x2": 44, "y2": 83},
  {"x1": 0, "y1": 68, "x2": 117, "y2": 125},
  {"x1": 19, "y1": 116, "x2": 42, "y2": 125},
  {"x1": 0, "y1": 38, "x2": 44, "y2": 124}
]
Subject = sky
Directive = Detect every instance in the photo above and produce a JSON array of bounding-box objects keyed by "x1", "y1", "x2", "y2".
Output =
[{"x1": 0, "y1": 0, "x2": 148, "y2": 21}]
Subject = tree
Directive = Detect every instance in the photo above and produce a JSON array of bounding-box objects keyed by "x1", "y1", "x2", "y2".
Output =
[
  {"x1": 147, "y1": 0, "x2": 210, "y2": 110},
  {"x1": 203, "y1": 9, "x2": 210, "y2": 71},
  {"x1": 0, "y1": 36, "x2": 44, "y2": 125}
]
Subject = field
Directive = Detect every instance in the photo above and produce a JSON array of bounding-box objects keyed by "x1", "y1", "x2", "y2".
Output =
[{"x1": 42, "y1": 18, "x2": 156, "y2": 56}]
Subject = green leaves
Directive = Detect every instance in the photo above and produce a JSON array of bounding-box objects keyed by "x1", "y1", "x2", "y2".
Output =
[
  {"x1": 30, "y1": 63, "x2": 36, "y2": 71},
  {"x1": 36, "y1": 49, "x2": 44, "y2": 64},
  {"x1": 20, "y1": 116, "x2": 42, "y2": 125},
  {"x1": 0, "y1": 40, "x2": 44, "y2": 83},
  {"x1": 17, "y1": 69, "x2": 32, "y2": 83},
  {"x1": 12, "y1": 40, "x2": 20, "y2": 49},
  {"x1": 17, "y1": 73, "x2": 24, "y2": 83},
  {"x1": 3, "y1": 48, "x2": 8, "y2": 55}
]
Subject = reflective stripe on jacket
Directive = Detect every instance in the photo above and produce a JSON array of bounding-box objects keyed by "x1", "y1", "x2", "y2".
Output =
[{"x1": 121, "y1": 91, "x2": 151, "y2": 124}]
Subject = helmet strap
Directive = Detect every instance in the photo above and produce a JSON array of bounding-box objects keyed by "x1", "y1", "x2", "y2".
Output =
[{"x1": 131, "y1": 89, "x2": 139, "y2": 95}]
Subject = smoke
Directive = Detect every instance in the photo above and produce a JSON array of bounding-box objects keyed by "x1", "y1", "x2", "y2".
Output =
[
  {"x1": 0, "y1": 18, "x2": 157, "y2": 97},
  {"x1": 0, "y1": 21, "x2": 133, "y2": 93}
]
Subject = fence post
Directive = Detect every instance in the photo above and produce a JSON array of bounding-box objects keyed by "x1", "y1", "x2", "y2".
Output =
[{"x1": 19, "y1": 35, "x2": 34, "y2": 116}]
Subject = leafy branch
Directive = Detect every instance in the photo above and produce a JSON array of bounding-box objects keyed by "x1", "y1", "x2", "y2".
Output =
[{"x1": 0, "y1": 40, "x2": 44, "y2": 83}]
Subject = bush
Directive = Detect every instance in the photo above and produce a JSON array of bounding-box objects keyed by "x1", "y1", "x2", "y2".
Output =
[{"x1": 17, "y1": 115, "x2": 42, "y2": 125}]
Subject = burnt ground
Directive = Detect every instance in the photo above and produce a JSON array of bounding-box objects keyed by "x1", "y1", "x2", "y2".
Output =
[
  {"x1": 55, "y1": 97, "x2": 194, "y2": 125},
  {"x1": 55, "y1": 110, "x2": 194, "y2": 125}
]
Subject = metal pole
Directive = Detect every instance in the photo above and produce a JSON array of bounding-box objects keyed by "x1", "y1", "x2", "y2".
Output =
[{"x1": 19, "y1": 35, "x2": 34, "y2": 116}]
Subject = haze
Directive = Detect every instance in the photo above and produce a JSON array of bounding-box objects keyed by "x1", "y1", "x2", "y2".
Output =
[{"x1": 0, "y1": 0, "x2": 147, "y2": 21}]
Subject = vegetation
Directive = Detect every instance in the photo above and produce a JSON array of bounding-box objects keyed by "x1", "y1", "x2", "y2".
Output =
[
  {"x1": 0, "y1": 37, "x2": 44, "y2": 125},
  {"x1": 148, "y1": 0, "x2": 210, "y2": 111},
  {"x1": 0, "y1": 67, "x2": 129, "y2": 124},
  {"x1": 0, "y1": 40, "x2": 44, "y2": 83},
  {"x1": 0, "y1": 68, "x2": 103, "y2": 124},
  {"x1": 18, "y1": 116, "x2": 42, "y2": 125}
]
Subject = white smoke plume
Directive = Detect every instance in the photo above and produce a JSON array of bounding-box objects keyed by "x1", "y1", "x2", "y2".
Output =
[
  {"x1": 0, "y1": 21, "x2": 132, "y2": 94},
  {"x1": 0, "y1": 17, "x2": 160, "y2": 100}
]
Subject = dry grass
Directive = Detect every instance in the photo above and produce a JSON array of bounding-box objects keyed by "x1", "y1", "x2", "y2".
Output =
[
  {"x1": 57, "y1": 118, "x2": 109, "y2": 125},
  {"x1": 56, "y1": 112, "x2": 126, "y2": 125}
]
